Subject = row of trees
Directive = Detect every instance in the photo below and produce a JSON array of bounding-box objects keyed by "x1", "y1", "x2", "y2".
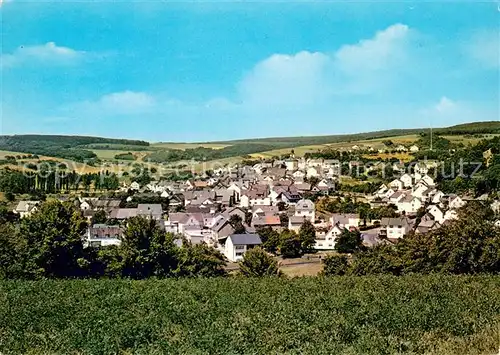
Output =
[
  {"x1": 256, "y1": 221, "x2": 317, "y2": 258},
  {"x1": 0, "y1": 169, "x2": 120, "y2": 197},
  {"x1": 0, "y1": 201, "x2": 227, "y2": 279},
  {"x1": 323, "y1": 203, "x2": 500, "y2": 276}
]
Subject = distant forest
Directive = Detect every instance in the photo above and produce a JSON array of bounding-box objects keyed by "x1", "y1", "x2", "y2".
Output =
[
  {"x1": 0, "y1": 135, "x2": 150, "y2": 162},
  {"x1": 2, "y1": 121, "x2": 499, "y2": 163}
]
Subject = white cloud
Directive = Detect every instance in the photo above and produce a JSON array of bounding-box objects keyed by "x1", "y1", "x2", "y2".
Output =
[
  {"x1": 64, "y1": 91, "x2": 157, "y2": 116},
  {"x1": 435, "y1": 96, "x2": 457, "y2": 113},
  {"x1": 236, "y1": 23, "x2": 413, "y2": 106},
  {"x1": 1, "y1": 42, "x2": 85, "y2": 68}
]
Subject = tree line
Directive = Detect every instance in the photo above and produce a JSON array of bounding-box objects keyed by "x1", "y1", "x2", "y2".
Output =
[{"x1": 322, "y1": 202, "x2": 500, "y2": 276}]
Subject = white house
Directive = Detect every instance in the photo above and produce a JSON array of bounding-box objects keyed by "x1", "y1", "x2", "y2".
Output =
[
  {"x1": 380, "y1": 217, "x2": 412, "y2": 239},
  {"x1": 315, "y1": 224, "x2": 343, "y2": 250},
  {"x1": 130, "y1": 181, "x2": 141, "y2": 191},
  {"x1": 14, "y1": 200, "x2": 40, "y2": 218},
  {"x1": 449, "y1": 195, "x2": 466, "y2": 210},
  {"x1": 409, "y1": 145, "x2": 420, "y2": 153},
  {"x1": 330, "y1": 213, "x2": 360, "y2": 230},
  {"x1": 85, "y1": 224, "x2": 122, "y2": 247},
  {"x1": 295, "y1": 199, "x2": 315, "y2": 222},
  {"x1": 222, "y1": 234, "x2": 262, "y2": 262},
  {"x1": 428, "y1": 205, "x2": 445, "y2": 224},
  {"x1": 306, "y1": 167, "x2": 321, "y2": 178},
  {"x1": 292, "y1": 170, "x2": 306, "y2": 180},
  {"x1": 400, "y1": 173, "x2": 413, "y2": 188},
  {"x1": 285, "y1": 159, "x2": 299, "y2": 171},
  {"x1": 389, "y1": 179, "x2": 404, "y2": 191},
  {"x1": 240, "y1": 194, "x2": 271, "y2": 208}
]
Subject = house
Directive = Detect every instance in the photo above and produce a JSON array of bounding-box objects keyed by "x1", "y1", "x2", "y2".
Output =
[
  {"x1": 222, "y1": 234, "x2": 262, "y2": 262},
  {"x1": 85, "y1": 224, "x2": 122, "y2": 247},
  {"x1": 491, "y1": 200, "x2": 500, "y2": 215},
  {"x1": 306, "y1": 167, "x2": 321, "y2": 178},
  {"x1": 285, "y1": 159, "x2": 298, "y2": 171},
  {"x1": 389, "y1": 179, "x2": 404, "y2": 191},
  {"x1": 448, "y1": 195, "x2": 466, "y2": 210},
  {"x1": 252, "y1": 205, "x2": 279, "y2": 219},
  {"x1": 329, "y1": 213, "x2": 360, "y2": 230},
  {"x1": 240, "y1": 189, "x2": 271, "y2": 208},
  {"x1": 292, "y1": 170, "x2": 306, "y2": 180},
  {"x1": 414, "y1": 163, "x2": 429, "y2": 175},
  {"x1": 399, "y1": 173, "x2": 413, "y2": 188},
  {"x1": 315, "y1": 224, "x2": 343, "y2": 250},
  {"x1": 494, "y1": 220, "x2": 500, "y2": 228},
  {"x1": 427, "y1": 205, "x2": 445, "y2": 224},
  {"x1": 409, "y1": 145, "x2": 420, "y2": 153},
  {"x1": 137, "y1": 204, "x2": 163, "y2": 220},
  {"x1": 380, "y1": 217, "x2": 413, "y2": 239},
  {"x1": 14, "y1": 200, "x2": 40, "y2": 218},
  {"x1": 109, "y1": 208, "x2": 138, "y2": 220},
  {"x1": 252, "y1": 215, "x2": 282, "y2": 231},
  {"x1": 395, "y1": 145, "x2": 408, "y2": 152},
  {"x1": 295, "y1": 199, "x2": 315, "y2": 222},
  {"x1": 415, "y1": 214, "x2": 441, "y2": 234},
  {"x1": 222, "y1": 206, "x2": 247, "y2": 221},
  {"x1": 130, "y1": 181, "x2": 141, "y2": 191}
]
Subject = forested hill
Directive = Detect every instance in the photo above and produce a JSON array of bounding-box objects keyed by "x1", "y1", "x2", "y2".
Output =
[
  {"x1": 0, "y1": 135, "x2": 150, "y2": 162},
  {"x1": 213, "y1": 121, "x2": 500, "y2": 146}
]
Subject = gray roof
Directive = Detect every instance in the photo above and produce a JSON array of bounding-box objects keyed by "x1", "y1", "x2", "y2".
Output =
[
  {"x1": 137, "y1": 204, "x2": 163, "y2": 216},
  {"x1": 110, "y1": 208, "x2": 138, "y2": 219},
  {"x1": 229, "y1": 234, "x2": 262, "y2": 245}
]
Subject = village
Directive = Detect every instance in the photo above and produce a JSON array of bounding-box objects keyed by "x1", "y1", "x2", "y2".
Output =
[{"x1": 12, "y1": 153, "x2": 500, "y2": 264}]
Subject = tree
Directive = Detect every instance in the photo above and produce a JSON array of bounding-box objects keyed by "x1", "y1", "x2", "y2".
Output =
[
  {"x1": 239, "y1": 247, "x2": 281, "y2": 277},
  {"x1": 279, "y1": 230, "x2": 301, "y2": 258},
  {"x1": 321, "y1": 254, "x2": 349, "y2": 276},
  {"x1": 229, "y1": 214, "x2": 246, "y2": 234},
  {"x1": 256, "y1": 226, "x2": 280, "y2": 254},
  {"x1": 277, "y1": 201, "x2": 287, "y2": 212},
  {"x1": 298, "y1": 220, "x2": 316, "y2": 253},
  {"x1": 175, "y1": 242, "x2": 227, "y2": 277},
  {"x1": 19, "y1": 200, "x2": 89, "y2": 278},
  {"x1": 120, "y1": 217, "x2": 179, "y2": 279},
  {"x1": 93, "y1": 209, "x2": 108, "y2": 224},
  {"x1": 334, "y1": 229, "x2": 364, "y2": 254}
]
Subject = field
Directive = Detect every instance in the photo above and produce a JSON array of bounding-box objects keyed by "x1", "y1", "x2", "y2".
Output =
[
  {"x1": 152, "y1": 142, "x2": 230, "y2": 150},
  {"x1": 1, "y1": 276, "x2": 499, "y2": 355}
]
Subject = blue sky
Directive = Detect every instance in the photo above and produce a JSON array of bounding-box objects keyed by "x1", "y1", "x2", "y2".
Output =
[{"x1": 1, "y1": 1, "x2": 498, "y2": 142}]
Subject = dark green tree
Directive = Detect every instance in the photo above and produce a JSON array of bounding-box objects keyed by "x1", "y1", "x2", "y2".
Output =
[
  {"x1": 334, "y1": 229, "x2": 364, "y2": 254},
  {"x1": 321, "y1": 254, "x2": 349, "y2": 276},
  {"x1": 19, "y1": 200, "x2": 89, "y2": 278},
  {"x1": 239, "y1": 247, "x2": 281, "y2": 277},
  {"x1": 298, "y1": 220, "x2": 316, "y2": 253},
  {"x1": 279, "y1": 229, "x2": 301, "y2": 258}
]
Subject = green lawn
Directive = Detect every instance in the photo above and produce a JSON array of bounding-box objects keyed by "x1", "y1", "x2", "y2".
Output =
[{"x1": 1, "y1": 275, "x2": 499, "y2": 355}]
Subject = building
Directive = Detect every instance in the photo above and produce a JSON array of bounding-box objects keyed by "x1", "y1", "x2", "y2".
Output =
[
  {"x1": 85, "y1": 224, "x2": 122, "y2": 247},
  {"x1": 379, "y1": 217, "x2": 413, "y2": 239},
  {"x1": 14, "y1": 200, "x2": 40, "y2": 218},
  {"x1": 294, "y1": 199, "x2": 315, "y2": 222},
  {"x1": 222, "y1": 234, "x2": 262, "y2": 262}
]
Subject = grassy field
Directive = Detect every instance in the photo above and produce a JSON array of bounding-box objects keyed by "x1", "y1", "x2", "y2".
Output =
[
  {"x1": 152, "y1": 142, "x2": 231, "y2": 150},
  {"x1": 1, "y1": 276, "x2": 499, "y2": 355}
]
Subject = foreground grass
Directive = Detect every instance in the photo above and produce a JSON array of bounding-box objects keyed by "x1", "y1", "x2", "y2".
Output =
[{"x1": 0, "y1": 276, "x2": 499, "y2": 355}]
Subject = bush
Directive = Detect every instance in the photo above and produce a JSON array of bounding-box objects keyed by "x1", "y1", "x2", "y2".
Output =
[
  {"x1": 239, "y1": 247, "x2": 281, "y2": 277},
  {"x1": 321, "y1": 254, "x2": 349, "y2": 276}
]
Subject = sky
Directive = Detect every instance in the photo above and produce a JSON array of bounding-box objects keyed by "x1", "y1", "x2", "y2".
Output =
[{"x1": 0, "y1": 1, "x2": 499, "y2": 142}]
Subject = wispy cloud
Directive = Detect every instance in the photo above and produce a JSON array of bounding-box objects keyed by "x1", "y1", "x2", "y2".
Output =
[
  {"x1": 51, "y1": 23, "x2": 498, "y2": 140},
  {"x1": 1, "y1": 42, "x2": 85, "y2": 68}
]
